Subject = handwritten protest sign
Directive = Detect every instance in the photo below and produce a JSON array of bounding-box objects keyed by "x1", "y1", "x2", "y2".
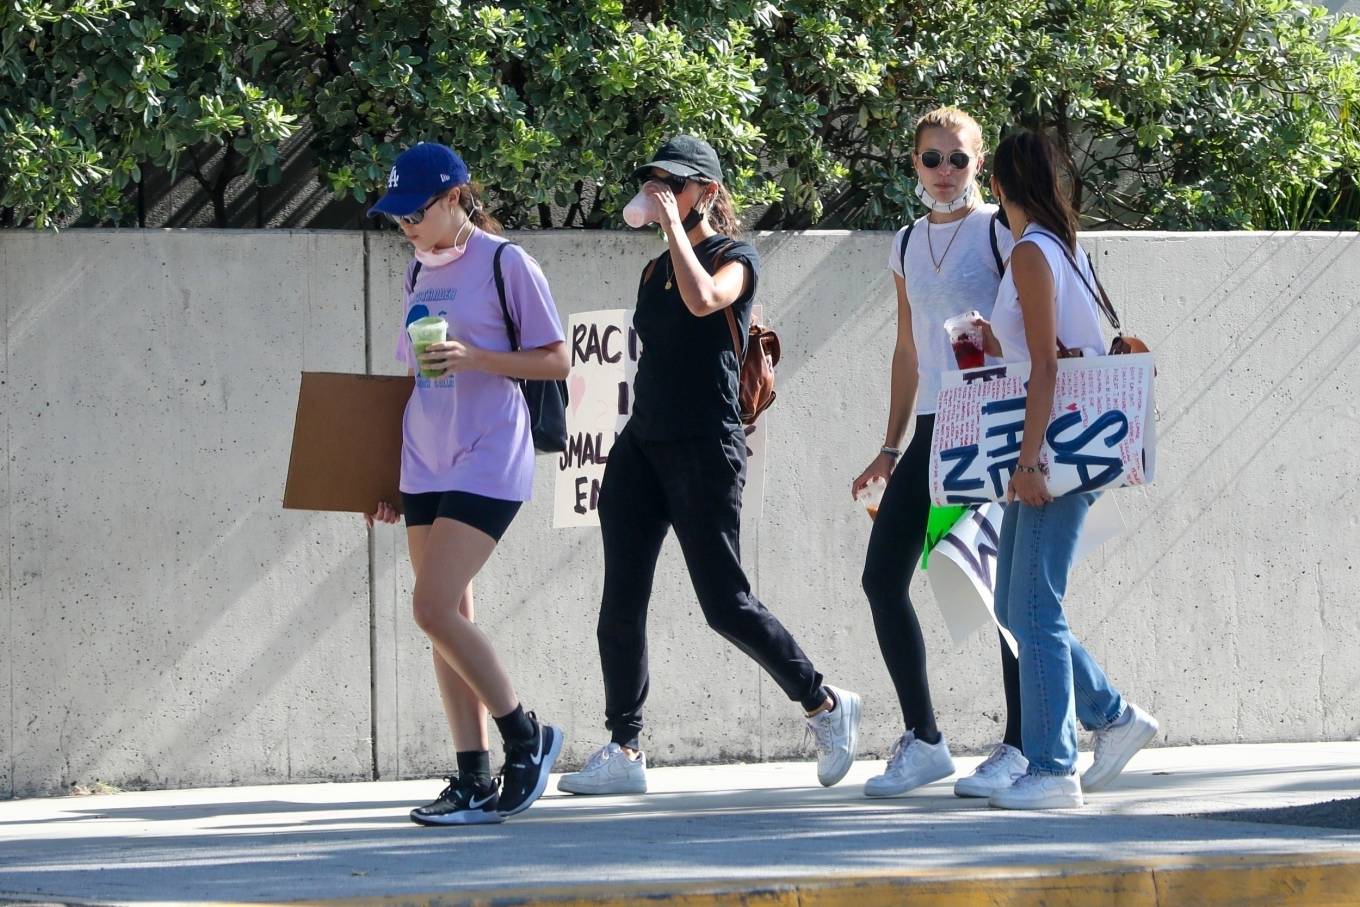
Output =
[
  {"x1": 553, "y1": 308, "x2": 766, "y2": 528},
  {"x1": 929, "y1": 353, "x2": 1156, "y2": 506}
]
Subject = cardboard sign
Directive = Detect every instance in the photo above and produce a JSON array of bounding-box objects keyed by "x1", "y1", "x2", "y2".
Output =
[
  {"x1": 929, "y1": 353, "x2": 1156, "y2": 506},
  {"x1": 553, "y1": 309, "x2": 638, "y2": 528},
  {"x1": 927, "y1": 495, "x2": 1127, "y2": 654},
  {"x1": 553, "y1": 308, "x2": 767, "y2": 528},
  {"x1": 282, "y1": 372, "x2": 411, "y2": 514}
]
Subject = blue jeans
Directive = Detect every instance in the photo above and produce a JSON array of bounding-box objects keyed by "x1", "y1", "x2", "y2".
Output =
[{"x1": 993, "y1": 493, "x2": 1125, "y2": 776}]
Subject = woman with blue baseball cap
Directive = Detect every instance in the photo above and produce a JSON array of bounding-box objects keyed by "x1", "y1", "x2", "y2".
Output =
[
  {"x1": 366, "y1": 142, "x2": 570, "y2": 825},
  {"x1": 558, "y1": 136, "x2": 862, "y2": 797}
]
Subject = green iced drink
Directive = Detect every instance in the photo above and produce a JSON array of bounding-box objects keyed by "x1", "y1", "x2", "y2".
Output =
[{"x1": 407, "y1": 316, "x2": 448, "y2": 379}]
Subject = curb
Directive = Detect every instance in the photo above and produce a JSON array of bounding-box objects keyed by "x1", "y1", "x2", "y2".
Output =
[{"x1": 223, "y1": 850, "x2": 1360, "y2": 907}]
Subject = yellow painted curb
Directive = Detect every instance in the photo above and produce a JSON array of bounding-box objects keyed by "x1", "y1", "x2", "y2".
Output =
[{"x1": 215, "y1": 850, "x2": 1360, "y2": 907}]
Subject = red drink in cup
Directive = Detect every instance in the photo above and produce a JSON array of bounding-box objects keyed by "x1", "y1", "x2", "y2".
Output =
[
  {"x1": 951, "y1": 337, "x2": 985, "y2": 369},
  {"x1": 944, "y1": 311, "x2": 986, "y2": 370}
]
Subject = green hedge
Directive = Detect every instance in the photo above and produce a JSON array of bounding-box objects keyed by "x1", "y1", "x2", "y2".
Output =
[{"x1": 4, "y1": 0, "x2": 1359, "y2": 230}]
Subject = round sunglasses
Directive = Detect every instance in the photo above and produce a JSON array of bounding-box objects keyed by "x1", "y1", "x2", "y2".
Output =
[{"x1": 918, "y1": 150, "x2": 972, "y2": 170}]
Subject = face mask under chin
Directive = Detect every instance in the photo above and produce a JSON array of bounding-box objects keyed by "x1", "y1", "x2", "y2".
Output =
[
  {"x1": 413, "y1": 217, "x2": 474, "y2": 267},
  {"x1": 915, "y1": 180, "x2": 976, "y2": 214}
]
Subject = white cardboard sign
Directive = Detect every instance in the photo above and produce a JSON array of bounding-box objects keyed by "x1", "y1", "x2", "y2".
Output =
[
  {"x1": 929, "y1": 353, "x2": 1156, "y2": 506},
  {"x1": 553, "y1": 308, "x2": 766, "y2": 528}
]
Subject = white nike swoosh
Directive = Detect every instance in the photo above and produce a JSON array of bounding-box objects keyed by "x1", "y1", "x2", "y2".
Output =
[
  {"x1": 469, "y1": 792, "x2": 495, "y2": 809},
  {"x1": 529, "y1": 730, "x2": 547, "y2": 766}
]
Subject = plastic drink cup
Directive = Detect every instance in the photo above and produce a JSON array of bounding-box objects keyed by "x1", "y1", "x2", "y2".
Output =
[
  {"x1": 855, "y1": 476, "x2": 887, "y2": 521},
  {"x1": 407, "y1": 316, "x2": 448, "y2": 379},
  {"x1": 943, "y1": 311, "x2": 985, "y2": 369}
]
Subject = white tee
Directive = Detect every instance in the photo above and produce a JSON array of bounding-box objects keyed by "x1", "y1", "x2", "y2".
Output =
[
  {"x1": 991, "y1": 226, "x2": 1105, "y2": 364},
  {"x1": 889, "y1": 204, "x2": 1013, "y2": 413}
]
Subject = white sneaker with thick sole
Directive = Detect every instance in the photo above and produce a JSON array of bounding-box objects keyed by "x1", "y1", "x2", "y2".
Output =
[
  {"x1": 806, "y1": 686, "x2": 861, "y2": 787},
  {"x1": 864, "y1": 731, "x2": 955, "y2": 798},
  {"x1": 1082, "y1": 703, "x2": 1159, "y2": 792},
  {"x1": 989, "y1": 772, "x2": 1084, "y2": 810},
  {"x1": 557, "y1": 742, "x2": 648, "y2": 795},
  {"x1": 953, "y1": 743, "x2": 1028, "y2": 798}
]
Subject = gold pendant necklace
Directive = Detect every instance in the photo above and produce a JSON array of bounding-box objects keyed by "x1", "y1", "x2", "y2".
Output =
[{"x1": 927, "y1": 214, "x2": 967, "y2": 273}]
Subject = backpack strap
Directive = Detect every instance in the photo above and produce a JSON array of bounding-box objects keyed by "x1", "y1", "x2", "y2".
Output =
[
  {"x1": 406, "y1": 259, "x2": 422, "y2": 297},
  {"x1": 989, "y1": 211, "x2": 1006, "y2": 276},
  {"x1": 897, "y1": 221, "x2": 915, "y2": 277},
  {"x1": 709, "y1": 239, "x2": 747, "y2": 361},
  {"x1": 492, "y1": 241, "x2": 521, "y2": 352},
  {"x1": 1021, "y1": 229, "x2": 1122, "y2": 333}
]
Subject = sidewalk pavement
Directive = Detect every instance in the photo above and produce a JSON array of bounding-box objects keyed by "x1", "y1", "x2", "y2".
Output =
[{"x1": 0, "y1": 741, "x2": 1357, "y2": 906}]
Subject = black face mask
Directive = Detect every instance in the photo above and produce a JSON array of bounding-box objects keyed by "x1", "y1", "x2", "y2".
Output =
[
  {"x1": 681, "y1": 206, "x2": 705, "y2": 231},
  {"x1": 996, "y1": 202, "x2": 1011, "y2": 228}
]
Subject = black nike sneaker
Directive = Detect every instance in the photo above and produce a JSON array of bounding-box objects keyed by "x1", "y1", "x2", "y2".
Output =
[
  {"x1": 409, "y1": 775, "x2": 504, "y2": 826},
  {"x1": 497, "y1": 713, "x2": 564, "y2": 817}
]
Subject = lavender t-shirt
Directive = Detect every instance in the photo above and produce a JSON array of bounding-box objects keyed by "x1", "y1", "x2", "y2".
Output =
[{"x1": 395, "y1": 230, "x2": 565, "y2": 501}]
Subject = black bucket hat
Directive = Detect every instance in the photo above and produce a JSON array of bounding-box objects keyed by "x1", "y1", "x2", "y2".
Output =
[{"x1": 632, "y1": 135, "x2": 724, "y2": 184}]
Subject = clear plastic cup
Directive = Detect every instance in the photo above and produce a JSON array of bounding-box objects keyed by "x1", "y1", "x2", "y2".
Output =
[
  {"x1": 407, "y1": 316, "x2": 449, "y2": 379},
  {"x1": 943, "y1": 311, "x2": 985, "y2": 370},
  {"x1": 855, "y1": 476, "x2": 887, "y2": 521}
]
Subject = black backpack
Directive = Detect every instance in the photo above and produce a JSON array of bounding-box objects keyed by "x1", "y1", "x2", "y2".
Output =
[
  {"x1": 409, "y1": 243, "x2": 569, "y2": 453},
  {"x1": 899, "y1": 210, "x2": 1007, "y2": 277}
]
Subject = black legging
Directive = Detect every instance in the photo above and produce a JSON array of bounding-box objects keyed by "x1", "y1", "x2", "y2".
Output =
[{"x1": 860, "y1": 413, "x2": 1022, "y2": 749}]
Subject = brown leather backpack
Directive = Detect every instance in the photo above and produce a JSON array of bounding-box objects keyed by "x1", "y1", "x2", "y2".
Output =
[
  {"x1": 712, "y1": 239, "x2": 778, "y2": 425},
  {"x1": 725, "y1": 307, "x2": 780, "y2": 425},
  {"x1": 642, "y1": 240, "x2": 781, "y2": 425}
]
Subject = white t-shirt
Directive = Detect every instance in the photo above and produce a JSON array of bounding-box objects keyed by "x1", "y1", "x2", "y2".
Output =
[
  {"x1": 889, "y1": 204, "x2": 1013, "y2": 413},
  {"x1": 991, "y1": 226, "x2": 1105, "y2": 364}
]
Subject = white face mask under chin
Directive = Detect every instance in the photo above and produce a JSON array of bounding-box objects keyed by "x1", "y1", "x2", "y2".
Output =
[
  {"x1": 915, "y1": 180, "x2": 976, "y2": 214},
  {"x1": 413, "y1": 218, "x2": 475, "y2": 267}
]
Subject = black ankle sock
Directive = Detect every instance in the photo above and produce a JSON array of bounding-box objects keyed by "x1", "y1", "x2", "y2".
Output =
[
  {"x1": 456, "y1": 750, "x2": 493, "y2": 786},
  {"x1": 611, "y1": 734, "x2": 641, "y2": 751},
  {"x1": 494, "y1": 704, "x2": 536, "y2": 747},
  {"x1": 915, "y1": 726, "x2": 942, "y2": 746},
  {"x1": 803, "y1": 686, "x2": 833, "y2": 713}
]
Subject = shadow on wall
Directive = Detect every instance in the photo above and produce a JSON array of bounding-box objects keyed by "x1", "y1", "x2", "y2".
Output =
[{"x1": 123, "y1": 127, "x2": 369, "y2": 229}]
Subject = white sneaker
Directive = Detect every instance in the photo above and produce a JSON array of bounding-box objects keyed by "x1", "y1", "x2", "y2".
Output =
[
  {"x1": 1083, "y1": 703, "x2": 1159, "y2": 792},
  {"x1": 953, "y1": 743, "x2": 1028, "y2": 798},
  {"x1": 864, "y1": 731, "x2": 955, "y2": 798},
  {"x1": 805, "y1": 686, "x2": 861, "y2": 787},
  {"x1": 556, "y1": 743, "x2": 647, "y2": 795},
  {"x1": 989, "y1": 772, "x2": 1084, "y2": 809}
]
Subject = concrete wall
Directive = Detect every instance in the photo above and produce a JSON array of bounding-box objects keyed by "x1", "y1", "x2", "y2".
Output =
[{"x1": 2, "y1": 228, "x2": 1358, "y2": 797}]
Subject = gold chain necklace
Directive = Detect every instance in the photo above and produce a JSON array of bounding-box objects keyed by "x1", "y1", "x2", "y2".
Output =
[{"x1": 926, "y1": 213, "x2": 968, "y2": 273}]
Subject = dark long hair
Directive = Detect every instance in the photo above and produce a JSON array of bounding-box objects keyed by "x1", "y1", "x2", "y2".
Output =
[
  {"x1": 694, "y1": 178, "x2": 740, "y2": 237},
  {"x1": 454, "y1": 181, "x2": 503, "y2": 235},
  {"x1": 992, "y1": 130, "x2": 1078, "y2": 252}
]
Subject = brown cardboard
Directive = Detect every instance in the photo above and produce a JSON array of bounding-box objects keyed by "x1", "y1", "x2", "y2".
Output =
[{"x1": 282, "y1": 372, "x2": 413, "y2": 514}]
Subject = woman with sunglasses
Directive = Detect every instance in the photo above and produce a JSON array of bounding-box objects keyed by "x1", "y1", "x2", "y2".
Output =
[
  {"x1": 850, "y1": 107, "x2": 1026, "y2": 800},
  {"x1": 365, "y1": 142, "x2": 569, "y2": 825},
  {"x1": 558, "y1": 136, "x2": 861, "y2": 796},
  {"x1": 976, "y1": 130, "x2": 1158, "y2": 809}
]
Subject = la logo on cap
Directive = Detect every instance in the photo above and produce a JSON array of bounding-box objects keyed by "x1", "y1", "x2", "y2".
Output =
[{"x1": 387, "y1": 169, "x2": 400, "y2": 188}]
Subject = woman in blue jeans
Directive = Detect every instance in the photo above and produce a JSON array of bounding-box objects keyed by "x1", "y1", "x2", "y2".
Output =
[{"x1": 975, "y1": 129, "x2": 1160, "y2": 809}]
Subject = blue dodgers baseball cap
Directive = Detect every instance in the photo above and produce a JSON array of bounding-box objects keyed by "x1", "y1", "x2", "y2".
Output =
[{"x1": 367, "y1": 143, "x2": 470, "y2": 218}]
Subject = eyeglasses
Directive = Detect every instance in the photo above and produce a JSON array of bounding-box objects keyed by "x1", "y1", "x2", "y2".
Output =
[
  {"x1": 919, "y1": 150, "x2": 972, "y2": 170},
  {"x1": 386, "y1": 194, "x2": 441, "y2": 227},
  {"x1": 641, "y1": 172, "x2": 690, "y2": 194}
]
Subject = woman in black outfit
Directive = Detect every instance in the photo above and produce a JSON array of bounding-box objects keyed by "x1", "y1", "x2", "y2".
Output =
[{"x1": 558, "y1": 136, "x2": 861, "y2": 796}]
